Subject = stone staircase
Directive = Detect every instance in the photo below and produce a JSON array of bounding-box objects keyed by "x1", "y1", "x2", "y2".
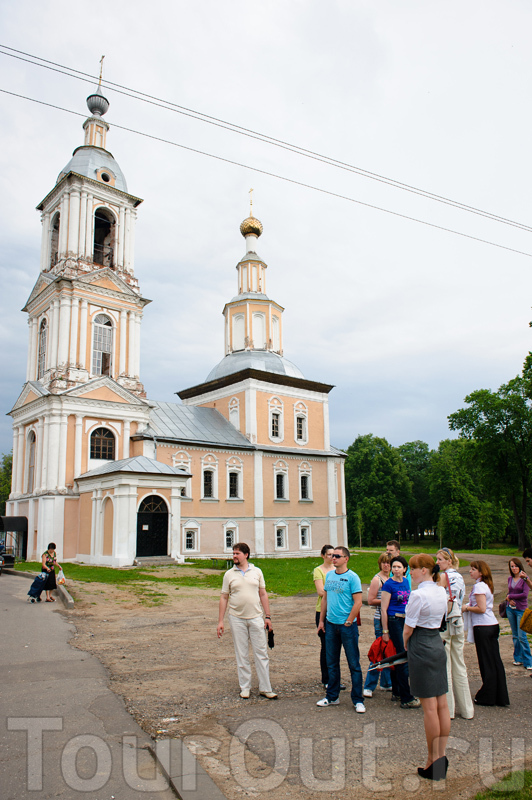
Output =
[{"x1": 133, "y1": 556, "x2": 180, "y2": 567}]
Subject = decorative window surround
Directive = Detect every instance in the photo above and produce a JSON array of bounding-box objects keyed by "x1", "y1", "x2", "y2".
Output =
[
  {"x1": 172, "y1": 450, "x2": 192, "y2": 497},
  {"x1": 223, "y1": 522, "x2": 238, "y2": 552},
  {"x1": 183, "y1": 519, "x2": 200, "y2": 553},
  {"x1": 294, "y1": 401, "x2": 308, "y2": 445},
  {"x1": 299, "y1": 522, "x2": 311, "y2": 549},
  {"x1": 268, "y1": 396, "x2": 284, "y2": 443},
  {"x1": 229, "y1": 397, "x2": 240, "y2": 430},
  {"x1": 299, "y1": 461, "x2": 313, "y2": 501},
  {"x1": 274, "y1": 459, "x2": 288, "y2": 500},
  {"x1": 201, "y1": 453, "x2": 218, "y2": 500},
  {"x1": 226, "y1": 455, "x2": 243, "y2": 500},
  {"x1": 275, "y1": 521, "x2": 288, "y2": 550}
]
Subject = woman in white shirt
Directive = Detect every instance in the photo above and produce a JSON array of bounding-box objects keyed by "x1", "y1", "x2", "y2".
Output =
[
  {"x1": 463, "y1": 560, "x2": 509, "y2": 707},
  {"x1": 404, "y1": 554, "x2": 449, "y2": 782},
  {"x1": 436, "y1": 548, "x2": 474, "y2": 720}
]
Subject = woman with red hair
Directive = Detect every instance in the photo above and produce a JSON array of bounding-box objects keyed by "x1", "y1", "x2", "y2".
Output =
[
  {"x1": 464, "y1": 560, "x2": 509, "y2": 707},
  {"x1": 404, "y1": 554, "x2": 450, "y2": 781}
]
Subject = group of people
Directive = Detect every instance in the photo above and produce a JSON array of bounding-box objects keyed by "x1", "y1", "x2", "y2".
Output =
[{"x1": 217, "y1": 539, "x2": 531, "y2": 782}]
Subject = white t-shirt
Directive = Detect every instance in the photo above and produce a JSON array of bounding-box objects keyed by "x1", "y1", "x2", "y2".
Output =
[
  {"x1": 405, "y1": 580, "x2": 447, "y2": 629},
  {"x1": 469, "y1": 579, "x2": 497, "y2": 626}
]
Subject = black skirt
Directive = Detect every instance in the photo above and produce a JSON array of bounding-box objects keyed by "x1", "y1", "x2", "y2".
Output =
[{"x1": 408, "y1": 627, "x2": 448, "y2": 698}]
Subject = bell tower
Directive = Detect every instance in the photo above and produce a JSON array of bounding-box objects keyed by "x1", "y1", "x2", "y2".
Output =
[{"x1": 24, "y1": 85, "x2": 148, "y2": 396}]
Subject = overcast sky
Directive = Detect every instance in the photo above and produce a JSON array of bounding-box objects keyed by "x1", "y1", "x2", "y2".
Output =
[{"x1": 1, "y1": 0, "x2": 532, "y2": 458}]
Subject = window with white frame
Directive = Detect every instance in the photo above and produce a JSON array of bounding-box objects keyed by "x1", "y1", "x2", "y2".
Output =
[
  {"x1": 252, "y1": 312, "x2": 266, "y2": 349},
  {"x1": 274, "y1": 460, "x2": 288, "y2": 500},
  {"x1": 172, "y1": 451, "x2": 192, "y2": 497},
  {"x1": 299, "y1": 461, "x2": 312, "y2": 501},
  {"x1": 294, "y1": 401, "x2": 308, "y2": 444},
  {"x1": 299, "y1": 524, "x2": 311, "y2": 549},
  {"x1": 183, "y1": 520, "x2": 200, "y2": 552},
  {"x1": 268, "y1": 397, "x2": 284, "y2": 443},
  {"x1": 201, "y1": 454, "x2": 218, "y2": 499},
  {"x1": 226, "y1": 455, "x2": 243, "y2": 500},
  {"x1": 223, "y1": 523, "x2": 237, "y2": 552},
  {"x1": 229, "y1": 397, "x2": 240, "y2": 430},
  {"x1": 232, "y1": 314, "x2": 245, "y2": 351},
  {"x1": 275, "y1": 522, "x2": 288, "y2": 550},
  {"x1": 38, "y1": 319, "x2": 47, "y2": 379},
  {"x1": 92, "y1": 314, "x2": 113, "y2": 376}
]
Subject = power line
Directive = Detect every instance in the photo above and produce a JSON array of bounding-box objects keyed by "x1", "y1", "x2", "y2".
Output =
[
  {"x1": 2, "y1": 87, "x2": 531, "y2": 260},
  {"x1": 1, "y1": 43, "x2": 531, "y2": 236}
]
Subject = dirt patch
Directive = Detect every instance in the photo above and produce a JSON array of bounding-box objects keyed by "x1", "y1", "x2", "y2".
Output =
[{"x1": 64, "y1": 556, "x2": 532, "y2": 800}]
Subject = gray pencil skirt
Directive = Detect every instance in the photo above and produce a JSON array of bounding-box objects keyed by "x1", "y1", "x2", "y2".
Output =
[{"x1": 408, "y1": 627, "x2": 448, "y2": 698}]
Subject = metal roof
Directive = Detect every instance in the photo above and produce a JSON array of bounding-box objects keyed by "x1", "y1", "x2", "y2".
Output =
[
  {"x1": 78, "y1": 455, "x2": 190, "y2": 479},
  {"x1": 58, "y1": 146, "x2": 128, "y2": 192},
  {"x1": 148, "y1": 402, "x2": 253, "y2": 448},
  {"x1": 205, "y1": 350, "x2": 305, "y2": 382}
]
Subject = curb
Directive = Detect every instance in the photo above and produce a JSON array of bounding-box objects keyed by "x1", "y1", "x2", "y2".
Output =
[
  {"x1": 2, "y1": 568, "x2": 75, "y2": 607},
  {"x1": 148, "y1": 738, "x2": 228, "y2": 800}
]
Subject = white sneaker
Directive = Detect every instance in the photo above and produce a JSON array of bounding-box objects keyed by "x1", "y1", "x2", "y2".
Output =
[
  {"x1": 355, "y1": 702, "x2": 366, "y2": 713},
  {"x1": 317, "y1": 697, "x2": 339, "y2": 706},
  {"x1": 363, "y1": 689, "x2": 373, "y2": 698}
]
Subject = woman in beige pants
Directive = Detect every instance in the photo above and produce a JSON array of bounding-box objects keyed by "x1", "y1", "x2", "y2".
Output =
[{"x1": 436, "y1": 548, "x2": 474, "y2": 720}]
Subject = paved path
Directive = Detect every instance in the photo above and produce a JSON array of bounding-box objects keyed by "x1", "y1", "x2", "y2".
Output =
[{"x1": 0, "y1": 573, "x2": 226, "y2": 800}]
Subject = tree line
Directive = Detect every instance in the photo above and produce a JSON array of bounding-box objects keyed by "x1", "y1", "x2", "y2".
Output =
[{"x1": 345, "y1": 355, "x2": 532, "y2": 551}]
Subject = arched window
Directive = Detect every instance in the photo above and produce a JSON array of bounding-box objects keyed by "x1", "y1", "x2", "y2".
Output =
[
  {"x1": 269, "y1": 397, "x2": 284, "y2": 443},
  {"x1": 294, "y1": 401, "x2": 308, "y2": 444},
  {"x1": 38, "y1": 319, "x2": 47, "y2": 379},
  {"x1": 274, "y1": 459, "x2": 288, "y2": 500},
  {"x1": 27, "y1": 431, "x2": 36, "y2": 493},
  {"x1": 229, "y1": 397, "x2": 240, "y2": 430},
  {"x1": 299, "y1": 461, "x2": 312, "y2": 500},
  {"x1": 92, "y1": 314, "x2": 113, "y2": 376},
  {"x1": 252, "y1": 312, "x2": 266, "y2": 349},
  {"x1": 93, "y1": 208, "x2": 115, "y2": 267},
  {"x1": 271, "y1": 315, "x2": 280, "y2": 352},
  {"x1": 232, "y1": 314, "x2": 245, "y2": 351},
  {"x1": 201, "y1": 454, "x2": 218, "y2": 500},
  {"x1": 90, "y1": 427, "x2": 115, "y2": 460},
  {"x1": 50, "y1": 212, "x2": 60, "y2": 268},
  {"x1": 203, "y1": 470, "x2": 214, "y2": 498}
]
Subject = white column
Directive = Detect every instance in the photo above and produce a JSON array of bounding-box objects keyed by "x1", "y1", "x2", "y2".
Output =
[
  {"x1": 327, "y1": 459, "x2": 338, "y2": 547},
  {"x1": 254, "y1": 451, "x2": 264, "y2": 555},
  {"x1": 67, "y1": 189, "x2": 80, "y2": 256},
  {"x1": 57, "y1": 412, "x2": 68, "y2": 490},
  {"x1": 26, "y1": 318, "x2": 34, "y2": 381},
  {"x1": 118, "y1": 206, "x2": 125, "y2": 267},
  {"x1": 79, "y1": 299, "x2": 88, "y2": 371},
  {"x1": 58, "y1": 193, "x2": 69, "y2": 257},
  {"x1": 78, "y1": 191, "x2": 88, "y2": 257},
  {"x1": 69, "y1": 298, "x2": 79, "y2": 365},
  {"x1": 128, "y1": 310, "x2": 136, "y2": 376},
  {"x1": 29, "y1": 317, "x2": 39, "y2": 381},
  {"x1": 50, "y1": 298, "x2": 60, "y2": 370},
  {"x1": 123, "y1": 420, "x2": 130, "y2": 459},
  {"x1": 74, "y1": 414, "x2": 83, "y2": 478},
  {"x1": 124, "y1": 208, "x2": 131, "y2": 270},
  {"x1": 322, "y1": 398, "x2": 330, "y2": 450},
  {"x1": 91, "y1": 490, "x2": 100, "y2": 558},
  {"x1": 128, "y1": 210, "x2": 136, "y2": 273},
  {"x1": 169, "y1": 486, "x2": 182, "y2": 560},
  {"x1": 56, "y1": 294, "x2": 71, "y2": 367},
  {"x1": 85, "y1": 194, "x2": 93, "y2": 259},
  {"x1": 112, "y1": 483, "x2": 137, "y2": 564},
  {"x1": 35, "y1": 416, "x2": 44, "y2": 491},
  {"x1": 119, "y1": 310, "x2": 127, "y2": 375},
  {"x1": 340, "y1": 460, "x2": 348, "y2": 546},
  {"x1": 244, "y1": 386, "x2": 257, "y2": 443},
  {"x1": 46, "y1": 411, "x2": 61, "y2": 490},
  {"x1": 40, "y1": 212, "x2": 50, "y2": 271},
  {"x1": 16, "y1": 426, "x2": 25, "y2": 495},
  {"x1": 41, "y1": 414, "x2": 50, "y2": 490},
  {"x1": 134, "y1": 313, "x2": 142, "y2": 376}
]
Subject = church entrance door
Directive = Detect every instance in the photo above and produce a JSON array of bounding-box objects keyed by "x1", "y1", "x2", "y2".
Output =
[{"x1": 136, "y1": 495, "x2": 168, "y2": 557}]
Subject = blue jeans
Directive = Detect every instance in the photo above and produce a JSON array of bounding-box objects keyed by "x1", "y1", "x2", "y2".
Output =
[
  {"x1": 364, "y1": 617, "x2": 392, "y2": 691},
  {"x1": 325, "y1": 620, "x2": 363, "y2": 705},
  {"x1": 506, "y1": 606, "x2": 532, "y2": 667},
  {"x1": 387, "y1": 616, "x2": 415, "y2": 703}
]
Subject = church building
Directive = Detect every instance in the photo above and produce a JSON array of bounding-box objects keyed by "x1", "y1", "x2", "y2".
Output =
[{"x1": 5, "y1": 86, "x2": 347, "y2": 565}]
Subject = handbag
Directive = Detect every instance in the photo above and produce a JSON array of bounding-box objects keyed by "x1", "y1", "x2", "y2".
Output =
[
  {"x1": 498, "y1": 601, "x2": 507, "y2": 618},
  {"x1": 519, "y1": 608, "x2": 532, "y2": 634}
]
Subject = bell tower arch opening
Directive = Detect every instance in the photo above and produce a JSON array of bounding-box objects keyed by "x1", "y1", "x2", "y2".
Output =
[
  {"x1": 50, "y1": 212, "x2": 60, "y2": 269},
  {"x1": 93, "y1": 208, "x2": 115, "y2": 268}
]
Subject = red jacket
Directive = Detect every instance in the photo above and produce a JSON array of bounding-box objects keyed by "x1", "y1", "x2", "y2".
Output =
[{"x1": 367, "y1": 635, "x2": 397, "y2": 665}]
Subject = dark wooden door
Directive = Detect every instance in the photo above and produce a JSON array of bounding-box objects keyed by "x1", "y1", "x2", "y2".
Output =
[{"x1": 136, "y1": 496, "x2": 168, "y2": 557}]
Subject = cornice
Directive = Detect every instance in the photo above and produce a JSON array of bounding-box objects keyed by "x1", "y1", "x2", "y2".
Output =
[
  {"x1": 24, "y1": 272, "x2": 150, "y2": 312},
  {"x1": 178, "y1": 368, "x2": 334, "y2": 400},
  {"x1": 37, "y1": 171, "x2": 143, "y2": 212}
]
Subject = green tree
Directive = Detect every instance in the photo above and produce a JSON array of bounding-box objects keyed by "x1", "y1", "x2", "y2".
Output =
[
  {"x1": 448, "y1": 373, "x2": 532, "y2": 550},
  {"x1": 397, "y1": 440, "x2": 434, "y2": 542},
  {"x1": 0, "y1": 452, "x2": 12, "y2": 516},
  {"x1": 344, "y1": 434, "x2": 412, "y2": 546}
]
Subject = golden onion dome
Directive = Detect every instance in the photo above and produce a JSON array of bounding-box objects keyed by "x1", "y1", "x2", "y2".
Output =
[{"x1": 240, "y1": 216, "x2": 263, "y2": 238}]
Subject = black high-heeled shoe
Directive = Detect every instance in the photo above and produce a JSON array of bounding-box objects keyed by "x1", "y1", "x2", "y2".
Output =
[{"x1": 417, "y1": 756, "x2": 448, "y2": 781}]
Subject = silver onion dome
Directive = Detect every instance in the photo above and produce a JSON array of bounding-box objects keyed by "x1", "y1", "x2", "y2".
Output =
[{"x1": 86, "y1": 86, "x2": 109, "y2": 117}]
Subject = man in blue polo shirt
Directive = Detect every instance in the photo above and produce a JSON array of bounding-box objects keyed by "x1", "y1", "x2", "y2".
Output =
[{"x1": 317, "y1": 546, "x2": 365, "y2": 713}]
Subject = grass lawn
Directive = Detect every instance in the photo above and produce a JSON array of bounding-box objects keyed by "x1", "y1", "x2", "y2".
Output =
[{"x1": 473, "y1": 770, "x2": 532, "y2": 799}]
